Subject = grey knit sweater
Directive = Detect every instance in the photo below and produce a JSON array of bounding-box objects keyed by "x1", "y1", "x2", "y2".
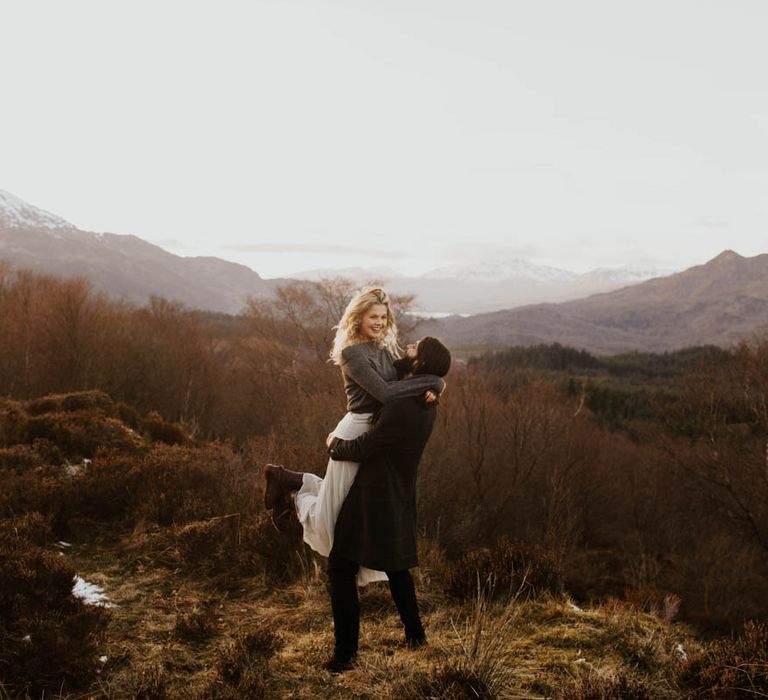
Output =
[{"x1": 340, "y1": 341, "x2": 445, "y2": 413}]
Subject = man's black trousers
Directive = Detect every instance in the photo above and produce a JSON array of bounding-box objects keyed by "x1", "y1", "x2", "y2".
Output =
[{"x1": 327, "y1": 551, "x2": 426, "y2": 662}]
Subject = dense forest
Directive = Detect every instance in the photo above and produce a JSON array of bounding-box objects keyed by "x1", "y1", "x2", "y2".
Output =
[{"x1": 2, "y1": 262, "x2": 767, "y2": 697}]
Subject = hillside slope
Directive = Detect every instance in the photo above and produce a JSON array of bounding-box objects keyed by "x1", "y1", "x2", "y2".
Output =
[{"x1": 425, "y1": 251, "x2": 768, "y2": 353}]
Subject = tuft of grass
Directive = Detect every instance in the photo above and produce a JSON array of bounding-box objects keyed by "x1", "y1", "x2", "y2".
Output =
[
  {"x1": 174, "y1": 605, "x2": 218, "y2": 643},
  {"x1": 0, "y1": 525, "x2": 109, "y2": 696},
  {"x1": 679, "y1": 620, "x2": 768, "y2": 699},
  {"x1": 445, "y1": 538, "x2": 562, "y2": 603},
  {"x1": 559, "y1": 671, "x2": 655, "y2": 700}
]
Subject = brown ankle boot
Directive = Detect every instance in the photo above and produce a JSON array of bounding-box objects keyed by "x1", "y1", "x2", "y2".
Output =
[{"x1": 263, "y1": 464, "x2": 304, "y2": 510}]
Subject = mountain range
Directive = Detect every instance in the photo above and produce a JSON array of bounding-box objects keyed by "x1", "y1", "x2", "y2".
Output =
[
  {"x1": 292, "y1": 260, "x2": 673, "y2": 314},
  {"x1": 2, "y1": 189, "x2": 766, "y2": 354},
  {"x1": 421, "y1": 250, "x2": 768, "y2": 354},
  {"x1": 0, "y1": 189, "x2": 278, "y2": 313}
]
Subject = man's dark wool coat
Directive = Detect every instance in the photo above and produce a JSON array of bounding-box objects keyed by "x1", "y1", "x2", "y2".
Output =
[{"x1": 328, "y1": 396, "x2": 437, "y2": 572}]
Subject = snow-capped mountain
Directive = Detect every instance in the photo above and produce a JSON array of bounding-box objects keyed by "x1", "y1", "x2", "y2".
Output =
[
  {"x1": 288, "y1": 259, "x2": 674, "y2": 314},
  {"x1": 292, "y1": 266, "x2": 401, "y2": 283},
  {"x1": 578, "y1": 267, "x2": 674, "y2": 285},
  {"x1": 421, "y1": 258, "x2": 577, "y2": 283},
  {"x1": 0, "y1": 189, "x2": 282, "y2": 313},
  {"x1": 0, "y1": 189, "x2": 76, "y2": 230},
  {"x1": 421, "y1": 250, "x2": 768, "y2": 353}
]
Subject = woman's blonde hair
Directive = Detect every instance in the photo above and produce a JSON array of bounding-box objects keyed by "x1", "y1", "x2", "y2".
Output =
[{"x1": 330, "y1": 286, "x2": 401, "y2": 365}]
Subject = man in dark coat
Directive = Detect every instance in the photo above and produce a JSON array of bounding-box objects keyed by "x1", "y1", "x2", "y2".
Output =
[{"x1": 323, "y1": 337, "x2": 451, "y2": 672}]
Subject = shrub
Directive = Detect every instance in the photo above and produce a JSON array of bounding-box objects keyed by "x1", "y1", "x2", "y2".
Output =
[
  {"x1": 141, "y1": 410, "x2": 190, "y2": 445},
  {"x1": 0, "y1": 527, "x2": 108, "y2": 696},
  {"x1": 400, "y1": 665, "x2": 494, "y2": 699},
  {"x1": 679, "y1": 620, "x2": 768, "y2": 698},
  {"x1": 173, "y1": 517, "x2": 237, "y2": 574},
  {"x1": 0, "y1": 466, "x2": 71, "y2": 526},
  {"x1": 199, "y1": 625, "x2": 281, "y2": 699},
  {"x1": 174, "y1": 606, "x2": 217, "y2": 643},
  {"x1": 26, "y1": 390, "x2": 117, "y2": 417},
  {"x1": 0, "y1": 511, "x2": 52, "y2": 546},
  {"x1": 216, "y1": 625, "x2": 283, "y2": 684},
  {"x1": 116, "y1": 400, "x2": 142, "y2": 429},
  {"x1": 0, "y1": 444, "x2": 42, "y2": 472},
  {"x1": 445, "y1": 538, "x2": 562, "y2": 603},
  {"x1": 559, "y1": 672, "x2": 654, "y2": 700},
  {"x1": 126, "y1": 662, "x2": 169, "y2": 700},
  {"x1": 23, "y1": 409, "x2": 142, "y2": 459},
  {"x1": 621, "y1": 586, "x2": 681, "y2": 622},
  {"x1": 0, "y1": 397, "x2": 27, "y2": 446}
]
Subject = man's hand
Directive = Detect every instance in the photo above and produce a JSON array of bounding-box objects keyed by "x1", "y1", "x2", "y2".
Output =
[{"x1": 424, "y1": 381, "x2": 446, "y2": 404}]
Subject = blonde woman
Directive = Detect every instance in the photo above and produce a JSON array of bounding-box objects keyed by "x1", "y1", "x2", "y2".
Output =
[{"x1": 264, "y1": 286, "x2": 445, "y2": 585}]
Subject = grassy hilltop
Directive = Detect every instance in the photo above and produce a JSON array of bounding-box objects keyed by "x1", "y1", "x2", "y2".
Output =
[{"x1": 1, "y1": 390, "x2": 766, "y2": 699}]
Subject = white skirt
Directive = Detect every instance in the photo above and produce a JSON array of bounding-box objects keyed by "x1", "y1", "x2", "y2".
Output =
[{"x1": 294, "y1": 411, "x2": 388, "y2": 586}]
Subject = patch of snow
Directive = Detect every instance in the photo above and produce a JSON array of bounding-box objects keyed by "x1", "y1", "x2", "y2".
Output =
[
  {"x1": 99, "y1": 656, "x2": 108, "y2": 663},
  {"x1": 72, "y1": 575, "x2": 116, "y2": 608},
  {"x1": 56, "y1": 541, "x2": 72, "y2": 548},
  {"x1": 675, "y1": 643, "x2": 687, "y2": 660},
  {"x1": 22, "y1": 634, "x2": 31, "y2": 643},
  {"x1": 0, "y1": 189, "x2": 75, "y2": 229},
  {"x1": 568, "y1": 602, "x2": 583, "y2": 612},
  {"x1": 573, "y1": 658, "x2": 587, "y2": 664},
  {"x1": 64, "y1": 459, "x2": 91, "y2": 477}
]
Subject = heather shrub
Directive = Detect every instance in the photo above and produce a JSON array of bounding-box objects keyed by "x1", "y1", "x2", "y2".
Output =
[
  {"x1": 679, "y1": 620, "x2": 768, "y2": 698},
  {"x1": 126, "y1": 443, "x2": 251, "y2": 527},
  {"x1": 196, "y1": 625, "x2": 282, "y2": 699},
  {"x1": 174, "y1": 605, "x2": 218, "y2": 642},
  {"x1": 236, "y1": 512, "x2": 305, "y2": 582},
  {"x1": 445, "y1": 538, "x2": 563, "y2": 602},
  {"x1": 0, "y1": 466, "x2": 72, "y2": 526},
  {"x1": 0, "y1": 444, "x2": 41, "y2": 472},
  {"x1": 174, "y1": 512, "x2": 304, "y2": 580},
  {"x1": 173, "y1": 517, "x2": 238, "y2": 574},
  {"x1": 0, "y1": 511, "x2": 52, "y2": 546},
  {"x1": 559, "y1": 672, "x2": 654, "y2": 700},
  {"x1": 621, "y1": 586, "x2": 681, "y2": 622},
  {"x1": 124, "y1": 662, "x2": 169, "y2": 700},
  {"x1": 141, "y1": 410, "x2": 190, "y2": 445},
  {"x1": 400, "y1": 665, "x2": 494, "y2": 699},
  {"x1": 116, "y1": 400, "x2": 142, "y2": 429},
  {"x1": 0, "y1": 397, "x2": 27, "y2": 446},
  {"x1": 26, "y1": 389, "x2": 116, "y2": 416},
  {"x1": 0, "y1": 527, "x2": 108, "y2": 696},
  {"x1": 217, "y1": 625, "x2": 283, "y2": 681},
  {"x1": 23, "y1": 409, "x2": 142, "y2": 459}
]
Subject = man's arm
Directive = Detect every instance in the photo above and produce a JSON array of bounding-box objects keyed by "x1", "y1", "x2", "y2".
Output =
[
  {"x1": 328, "y1": 400, "x2": 407, "y2": 463},
  {"x1": 341, "y1": 345, "x2": 444, "y2": 404}
]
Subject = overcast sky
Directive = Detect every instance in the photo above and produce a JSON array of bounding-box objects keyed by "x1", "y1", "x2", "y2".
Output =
[{"x1": 2, "y1": 1, "x2": 767, "y2": 278}]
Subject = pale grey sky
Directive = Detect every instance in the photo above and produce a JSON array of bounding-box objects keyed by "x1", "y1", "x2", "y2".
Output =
[{"x1": 2, "y1": 0, "x2": 767, "y2": 277}]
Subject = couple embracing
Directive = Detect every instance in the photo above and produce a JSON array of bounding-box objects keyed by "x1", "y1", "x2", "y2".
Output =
[{"x1": 263, "y1": 286, "x2": 451, "y2": 672}]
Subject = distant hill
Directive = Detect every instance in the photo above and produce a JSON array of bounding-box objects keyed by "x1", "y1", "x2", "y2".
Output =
[
  {"x1": 292, "y1": 259, "x2": 673, "y2": 314},
  {"x1": 0, "y1": 189, "x2": 281, "y2": 313},
  {"x1": 422, "y1": 250, "x2": 768, "y2": 354}
]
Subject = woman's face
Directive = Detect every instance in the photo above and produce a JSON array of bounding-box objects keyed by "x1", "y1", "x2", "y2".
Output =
[{"x1": 359, "y1": 304, "x2": 389, "y2": 341}]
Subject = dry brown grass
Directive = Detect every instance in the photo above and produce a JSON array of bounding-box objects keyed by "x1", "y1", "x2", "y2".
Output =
[{"x1": 12, "y1": 536, "x2": 696, "y2": 700}]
